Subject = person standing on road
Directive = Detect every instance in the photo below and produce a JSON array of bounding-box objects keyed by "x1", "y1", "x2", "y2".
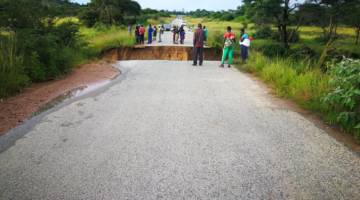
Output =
[
  {"x1": 159, "y1": 25, "x2": 164, "y2": 43},
  {"x1": 172, "y1": 26, "x2": 179, "y2": 44},
  {"x1": 203, "y1": 26, "x2": 208, "y2": 45},
  {"x1": 147, "y1": 24, "x2": 154, "y2": 44},
  {"x1": 240, "y1": 28, "x2": 251, "y2": 63},
  {"x1": 220, "y1": 26, "x2": 236, "y2": 68},
  {"x1": 193, "y1": 23, "x2": 205, "y2": 66},
  {"x1": 139, "y1": 25, "x2": 145, "y2": 44},
  {"x1": 179, "y1": 25, "x2": 185, "y2": 44},
  {"x1": 135, "y1": 25, "x2": 140, "y2": 44},
  {"x1": 153, "y1": 25, "x2": 157, "y2": 41}
]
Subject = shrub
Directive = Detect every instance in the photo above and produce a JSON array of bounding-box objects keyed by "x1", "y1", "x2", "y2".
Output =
[
  {"x1": 0, "y1": 34, "x2": 29, "y2": 98},
  {"x1": 323, "y1": 58, "x2": 360, "y2": 140},
  {"x1": 257, "y1": 42, "x2": 288, "y2": 57},
  {"x1": 289, "y1": 45, "x2": 317, "y2": 61},
  {"x1": 208, "y1": 31, "x2": 223, "y2": 51},
  {"x1": 17, "y1": 21, "x2": 81, "y2": 81},
  {"x1": 254, "y1": 26, "x2": 274, "y2": 39},
  {"x1": 270, "y1": 29, "x2": 300, "y2": 43}
]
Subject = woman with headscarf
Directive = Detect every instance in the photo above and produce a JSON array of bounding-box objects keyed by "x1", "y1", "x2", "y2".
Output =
[
  {"x1": 240, "y1": 28, "x2": 251, "y2": 63},
  {"x1": 220, "y1": 26, "x2": 236, "y2": 68}
]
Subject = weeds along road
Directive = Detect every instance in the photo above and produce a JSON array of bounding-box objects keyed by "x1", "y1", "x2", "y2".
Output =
[{"x1": 0, "y1": 60, "x2": 359, "y2": 199}]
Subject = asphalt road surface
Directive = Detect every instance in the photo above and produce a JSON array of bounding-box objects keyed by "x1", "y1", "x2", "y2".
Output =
[
  {"x1": 147, "y1": 17, "x2": 194, "y2": 47},
  {"x1": 0, "y1": 61, "x2": 360, "y2": 199}
]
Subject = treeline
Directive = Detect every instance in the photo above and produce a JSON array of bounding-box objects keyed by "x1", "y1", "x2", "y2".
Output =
[{"x1": 188, "y1": 8, "x2": 243, "y2": 21}]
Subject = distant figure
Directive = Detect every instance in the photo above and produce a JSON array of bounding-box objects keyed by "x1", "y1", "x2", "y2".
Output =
[
  {"x1": 240, "y1": 28, "x2": 251, "y2": 63},
  {"x1": 139, "y1": 25, "x2": 145, "y2": 44},
  {"x1": 203, "y1": 26, "x2": 208, "y2": 44},
  {"x1": 128, "y1": 24, "x2": 132, "y2": 35},
  {"x1": 147, "y1": 24, "x2": 154, "y2": 44},
  {"x1": 135, "y1": 25, "x2": 140, "y2": 44},
  {"x1": 220, "y1": 26, "x2": 236, "y2": 68},
  {"x1": 179, "y1": 25, "x2": 185, "y2": 44},
  {"x1": 159, "y1": 25, "x2": 164, "y2": 43},
  {"x1": 172, "y1": 26, "x2": 178, "y2": 44},
  {"x1": 193, "y1": 23, "x2": 205, "y2": 66},
  {"x1": 153, "y1": 25, "x2": 157, "y2": 41},
  {"x1": 175, "y1": 26, "x2": 180, "y2": 44}
]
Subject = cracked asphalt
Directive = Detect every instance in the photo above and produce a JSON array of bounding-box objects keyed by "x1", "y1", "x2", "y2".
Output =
[{"x1": 0, "y1": 61, "x2": 359, "y2": 199}]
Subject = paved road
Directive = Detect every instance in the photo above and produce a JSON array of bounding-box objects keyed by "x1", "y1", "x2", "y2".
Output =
[
  {"x1": 1, "y1": 61, "x2": 360, "y2": 199},
  {"x1": 147, "y1": 17, "x2": 194, "y2": 47}
]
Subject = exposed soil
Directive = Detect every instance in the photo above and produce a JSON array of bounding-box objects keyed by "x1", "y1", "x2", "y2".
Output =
[
  {"x1": 102, "y1": 46, "x2": 223, "y2": 61},
  {"x1": 0, "y1": 61, "x2": 119, "y2": 135}
]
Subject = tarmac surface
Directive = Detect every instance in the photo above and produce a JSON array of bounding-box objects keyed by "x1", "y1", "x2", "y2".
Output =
[{"x1": 0, "y1": 61, "x2": 359, "y2": 199}]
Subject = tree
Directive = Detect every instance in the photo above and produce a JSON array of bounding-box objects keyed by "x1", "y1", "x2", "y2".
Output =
[
  {"x1": 342, "y1": 0, "x2": 360, "y2": 44},
  {"x1": 305, "y1": 0, "x2": 350, "y2": 68},
  {"x1": 242, "y1": 0, "x2": 303, "y2": 48},
  {"x1": 81, "y1": 0, "x2": 141, "y2": 26}
]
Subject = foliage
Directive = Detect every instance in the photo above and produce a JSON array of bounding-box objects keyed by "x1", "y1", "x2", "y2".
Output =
[
  {"x1": 323, "y1": 58, "x2": 360, "y2": 139},
  {"x1": 254, "y1": 26, "x2": 274, "y2": 39},
  {"x1": 0, "y1": 34, "x2": 29, "y2": 98},
  {"x1": 80, "y1": 0, "x2": 141, "y2": 27},
  {"x1": 80, "y1": 25, "x2": 135, "y2": 57}
]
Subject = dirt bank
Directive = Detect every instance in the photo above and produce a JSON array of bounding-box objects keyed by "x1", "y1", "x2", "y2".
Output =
[
  {"x1": 102, "y1": 46, "x2": 223, "y2": 61},
  {"x1": 0, "y1": 61, "x2": 119, "y2": 135}
]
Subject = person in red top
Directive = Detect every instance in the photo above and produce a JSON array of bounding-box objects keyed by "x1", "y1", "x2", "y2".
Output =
[
  {"x1": 220, "y1": 26, "x2": 236, "y2": 68},
  {"x1": 139, "y1": 25, "x2": 145, "y2": 44},
  {"x1": 193, "y1": 23, "x2": 205, "y2": 66}
]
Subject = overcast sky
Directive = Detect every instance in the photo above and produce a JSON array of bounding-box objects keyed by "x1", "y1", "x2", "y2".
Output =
[{"x1": 72, "y1": 0, "x2": 242, "y2": 11}]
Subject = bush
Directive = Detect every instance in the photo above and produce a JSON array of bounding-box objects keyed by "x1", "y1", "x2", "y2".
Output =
[
  {"x1": 323, "y1": 58, "x2": 360, "y2": 140},
  {"x1": 257, "y1": 42, "x2": 288, "y2": 57},
  {"x1": 17, "y1": 21, "x2": 81, "y2": 81},
  {"x1": 208, "y1": 31, "x2": 224, "y2": 51},
  {"x1": 270, "y1": 29, "x2": 300, "y2": 43},
  {"x1": 0, "y1": 34, "x2": 29, "y2": 98},
  {"x1": 289, "y1": 45, "x2": 317, "y2": 61},
  {"x1": 254, "y1": 26, "x2": 274, "y2": 39}
]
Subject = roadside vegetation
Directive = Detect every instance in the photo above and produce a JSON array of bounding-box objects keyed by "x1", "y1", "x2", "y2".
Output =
[
  {"x1": 186, "y1": 1, "x2": 360, "y2": 141},
  {"x1": 0, "y1": 0, "x2": 172, "y2": 99}
]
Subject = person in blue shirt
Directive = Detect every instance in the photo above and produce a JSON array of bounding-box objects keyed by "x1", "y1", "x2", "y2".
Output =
[
  {"x1": 147, "y1": 24, "x2": 154, "y2": 44},
  {"x1": 240, "y1": 28, "x2": 251, "y2": 63}
]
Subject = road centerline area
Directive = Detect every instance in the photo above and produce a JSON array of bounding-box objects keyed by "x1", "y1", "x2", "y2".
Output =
[{"x1": 0, "y1": 61, "x2": 359, "y2": 199}]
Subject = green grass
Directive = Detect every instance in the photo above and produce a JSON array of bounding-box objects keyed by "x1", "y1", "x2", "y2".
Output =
[
  {"x1": 80, "y1": 25, "x2": 135, "y2": 58},
  {"x1": 235, "y1": 52, "x2": 360, "y2": 142},
  {"x1": 237, "y1": 52, "x2": 330, "y2": 109}
]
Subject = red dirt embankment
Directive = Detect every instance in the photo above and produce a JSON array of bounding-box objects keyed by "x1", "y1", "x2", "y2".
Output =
[{"x1": 0, "y1": 61, "x2": 119, "y2": 135}]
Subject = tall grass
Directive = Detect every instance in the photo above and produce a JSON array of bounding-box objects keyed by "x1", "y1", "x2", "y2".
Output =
[
  {"x1": 80, "y1": 25, "x2": 135, "y2": 59},
  {"x1": 0, "y1": 34, "x2": 29, "y2": 98},
  {"x1": 236, "y1": 52, "x2": 360, "y2": 142},
  {"x1": 239, "y1": 52, "x2": 330, "y2": 108}
]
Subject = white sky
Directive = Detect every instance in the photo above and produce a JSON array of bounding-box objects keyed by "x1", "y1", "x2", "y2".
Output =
[{"x1": 72, "y1": 0, "x2": 242, "y2": 11}]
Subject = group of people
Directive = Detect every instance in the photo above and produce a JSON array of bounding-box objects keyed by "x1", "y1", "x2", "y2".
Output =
[
  {"x1": 134, "y1": 24, "x2": 165, "y2": 45},
  {"x1": 171, "y1": 25, "x2": 187, "y2": 44},
  {"x1": 192, "y1": 24, "x2": 251, "y2": 67},
  {"x1": 134, "y1": 22, "x2": 251, "y2": 67}
]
